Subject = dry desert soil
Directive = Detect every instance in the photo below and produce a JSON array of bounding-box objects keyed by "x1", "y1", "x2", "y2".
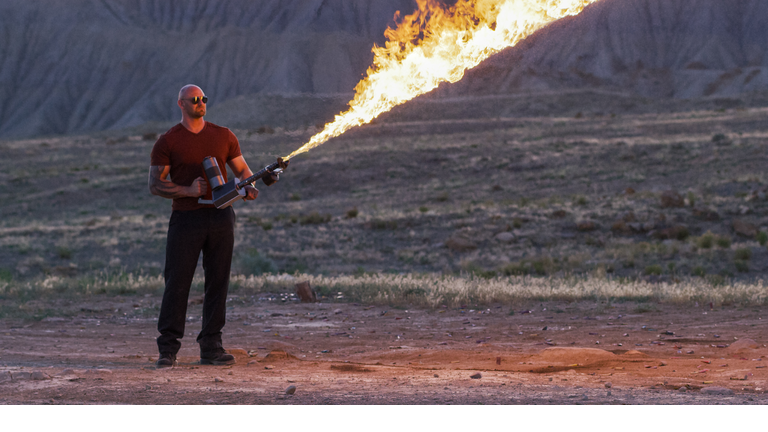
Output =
[
  {"x1": 3, "y1": 93, "x2": 768, "y2": 404},
  {"x1": 1, "y1": 298, "x2": 766, "y2": 405}
]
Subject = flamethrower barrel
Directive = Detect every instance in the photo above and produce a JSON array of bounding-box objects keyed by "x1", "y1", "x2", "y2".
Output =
[
  {"x1": 236, "y1": 157, "x2": 289, "y2": 189},
  {"x1": 237, "y1": 162, "x2": 279, "y2": 189}
]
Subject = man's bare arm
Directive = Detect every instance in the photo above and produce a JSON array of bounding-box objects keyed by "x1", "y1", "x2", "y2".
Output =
[
  {"x1": 227, "y1": 156, "x2": 254, "y2": 180},
  {"x1": 228, "y1": 156, "x2": 258, "y2": 200},
  {"x1": 148, "y1": 165, "x2": 208, "y2": 199}
]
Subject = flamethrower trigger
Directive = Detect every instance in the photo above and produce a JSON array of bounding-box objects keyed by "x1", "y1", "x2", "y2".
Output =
[{"x1": 198, "y1": 157, "x2": 290, "y2": 209}]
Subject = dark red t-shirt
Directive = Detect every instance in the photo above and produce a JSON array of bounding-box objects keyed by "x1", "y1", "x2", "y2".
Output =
[{"x1": 150, "y1": 122, "x2": 242, "y2": 211}]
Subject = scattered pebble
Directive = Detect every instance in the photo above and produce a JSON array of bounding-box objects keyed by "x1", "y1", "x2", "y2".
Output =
[
  {"x1": 470, "y1": 373, "x2": 482, "y2": 379},
  {"x1": 214, "y1": 377, "x2": 225, "y2": 383},
  {"x1": 285, "y1": 385, "x2": 297, "y2": 395},
  {"x1": 604, "y1": 382, "x2": 612, "y2": 389}
]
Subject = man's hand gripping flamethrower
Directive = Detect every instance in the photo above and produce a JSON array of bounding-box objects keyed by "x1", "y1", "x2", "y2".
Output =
[{"x1": 198, "y1": 157, "x2": 290, "y2": 209}]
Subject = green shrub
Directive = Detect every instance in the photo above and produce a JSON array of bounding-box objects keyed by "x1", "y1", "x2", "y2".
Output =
[
  {"x1": 261, "y1": 221, "x2": 273, "y2": 230},
  {"x1": 675, "y1": 226, "x2": 690, "y2": 241},
  {"x1": 434, "y1": 192, "x2": 449, "y2": 202},
  {"x1": 644, "y1": 265, "x2": 663, "y2": 276},
  {"x1": 57, "y1": 247, "x2": 72, "y2": 260},
  {"x1": 235, "y1": 249, "x2": 276, "y2": 276},
  {"x1": 735, "y1": 248, "x2": 752, "y2": 261},
  {"x1": 369, "y1": 219, "x2": 398, "y2": 230},
  {"x1": 500, "y1": 262, "x2": 528, "y2": 276},
  {"x1": 692, "y1": 266, "x2": 706, "y2": 277},
  {"x1": 758, "y1": 231, "x2": 768, "y2": 246},
  {"x1": 346, "y1": 208, "x2": 359, "y2": 218},
  {"x1": 735, "y1": 260, "x2": 749, "y2": 273},
  {"x1": 531, "y1": 257, "x2": 555, "y2": 275},
  {"x1": 281, "y1": 258, "x2": 308, "y2": 275},
  {"x1": 711, "y1": 133, "x2": 729, "y2": 144},
  {"x1": 418, "y1": 206, "x2": 429, "y2": 213},
  {"x1": 697, "y1": 232, "x2": 714, "y2": 249},
  {"x1": 716, "y1": 236, "x2": 731, "y2": 249},
  {"x1": 300, "y1": 211, "x2": 331, "y2": 225},
  {"x1": 289, "y1": 193, "x2": 301, "y2": 201},
  {"x1": 0, "y1": 268, "x2": 12, "y2": 282},
  {"x1": 686, "y1": 191, "x2": 695, "y2": 207}
]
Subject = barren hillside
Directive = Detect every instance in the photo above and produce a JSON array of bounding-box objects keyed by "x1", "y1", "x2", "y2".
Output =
[
  {"x1": 3, "y1": 0, "x2": 768, "y2": 139},
  {"x1": 0, "y1": 0, "x2": 413, "y2": 138},
  {"x1": 441, "y1": 0, "x2": 768, "y2": 99}
]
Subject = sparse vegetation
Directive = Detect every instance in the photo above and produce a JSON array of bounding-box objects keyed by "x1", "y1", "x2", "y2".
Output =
[
  {"x1": 644, "y1": 265, "x2": 663, "y2": 276},
  {"x1": 2, "y1": 272, "x2": 767, "y2": 317},
  {"x1": 697, "y1": 232, "x2": 714, "y2": 249},
  {"x1": 716, "y1": 236, "x2": 731, "y2": 249},
  {"x1": 369, "y1": 219, "x2": 398, "y2": 230},
  {"x1": 2, "y1": 97, "x2": 768, "y2": 303},
  {"x1": 300, "y1": 211, "x2": 332, "y2": 225},
  {"x1": 735, "y1": 248, "x2": 752, "y2": 261},
  {"x1": 56, "y1": 247, "x2": 73, "y2": 260},
  {"x1": 735, "y1": 260, "x2": 749, "y2": 273},
  {"x1": 234, "y1": 249, "x2": 277, "y2": 276}
]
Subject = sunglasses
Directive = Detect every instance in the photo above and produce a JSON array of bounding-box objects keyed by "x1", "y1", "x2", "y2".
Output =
[{"x1": 184, "y1": 96, "x2": 208, "y2": 105}]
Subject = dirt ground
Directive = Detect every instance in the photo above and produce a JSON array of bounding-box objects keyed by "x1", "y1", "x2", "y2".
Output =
[{"x1": 1, "y1": 297, "x2": 766, "y2": 405}]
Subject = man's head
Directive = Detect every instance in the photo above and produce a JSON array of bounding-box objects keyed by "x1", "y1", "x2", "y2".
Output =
[{"x1": 177, "y1": 84, "x2": 207, "y2": 120}]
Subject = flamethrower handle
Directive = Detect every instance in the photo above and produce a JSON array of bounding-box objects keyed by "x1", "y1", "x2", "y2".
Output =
[{"x1": 236, "y1": 157, "x2": 289, "y2": 189}]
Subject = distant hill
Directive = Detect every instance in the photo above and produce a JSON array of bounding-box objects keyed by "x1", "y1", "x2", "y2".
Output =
[
  {"x1": 440, "y1": 0, "x2": 768, "y2": 99},
  {"x1": 2, "y1": 0, "x2": 768, "y2": 139},
  {"x1": 0, "y1": 0, "x2": 414, "y2": 138}
]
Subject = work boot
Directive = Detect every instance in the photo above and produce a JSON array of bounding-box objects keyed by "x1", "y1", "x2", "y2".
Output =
[
  {"x1": 200, "y1": 348, "x2": 236, "y2": 366},
  {"x1": 156, "y1": 353, "x2": 177, "y2": 369}
]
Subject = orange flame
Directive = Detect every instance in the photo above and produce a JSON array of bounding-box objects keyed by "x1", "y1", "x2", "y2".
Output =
[{"x1": 284, "y1": 0, "x2": 598, "y2": 160}]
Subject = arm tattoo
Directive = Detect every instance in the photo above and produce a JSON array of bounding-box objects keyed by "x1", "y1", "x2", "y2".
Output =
[{"x1": 148, "y1": 166, "x2": 189, "y2": 199}]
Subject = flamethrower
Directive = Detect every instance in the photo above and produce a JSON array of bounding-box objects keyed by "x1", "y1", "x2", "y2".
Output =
[{"x1": 198, "y1": 156, "x2": 289, "y2": 209}]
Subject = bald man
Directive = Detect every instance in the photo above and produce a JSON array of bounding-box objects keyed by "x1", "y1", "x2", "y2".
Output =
[{"x1": 148, "y1": 85, "x2": 259, "y2": 368}]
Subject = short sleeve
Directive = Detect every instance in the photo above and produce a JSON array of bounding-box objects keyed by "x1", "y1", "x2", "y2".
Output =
[
  {"x1": 226, "y1": 129, "x2": 242, "y2": 162},
  {"x1": 150, "y1": 135, "x2": 171, "y2": 166}
]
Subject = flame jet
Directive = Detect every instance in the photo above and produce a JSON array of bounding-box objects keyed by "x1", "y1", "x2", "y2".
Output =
[{"x1": 284, "y1": 0, "x2": 599, "y2": 160}]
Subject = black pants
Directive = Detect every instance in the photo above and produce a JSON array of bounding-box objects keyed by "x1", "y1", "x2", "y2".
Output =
[{"x1": 156, "y1": 207, "x2": 235, "y2": 356}]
